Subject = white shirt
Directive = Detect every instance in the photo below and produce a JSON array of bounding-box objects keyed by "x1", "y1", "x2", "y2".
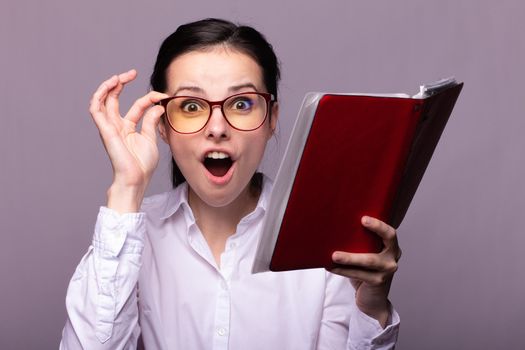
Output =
[{"x1": 60, "y1": 177, "x2": 399, "y2": 349}]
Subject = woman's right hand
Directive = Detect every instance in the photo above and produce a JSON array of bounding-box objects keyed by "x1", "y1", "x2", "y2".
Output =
[{"x1": 89, "y1": 70, "x2": 170, "y2": 213}]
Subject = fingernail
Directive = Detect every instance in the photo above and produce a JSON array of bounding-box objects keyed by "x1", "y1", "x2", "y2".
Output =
[{"x1": 362, "y1": 216, "x2": 370, "y2": 225}]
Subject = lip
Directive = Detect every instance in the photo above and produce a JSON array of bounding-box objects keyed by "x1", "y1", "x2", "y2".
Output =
[
  {"x1": 201, "y1": 148, "x2": 236, "y2": 162},
  {"x1": 201, "y1": 147, "x2": 236, "y2": 186},
  {"x1": 202, "y1": 159, "x2": 236, "y2": 185}
]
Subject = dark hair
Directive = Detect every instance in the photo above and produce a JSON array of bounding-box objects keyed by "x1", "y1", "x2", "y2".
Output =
[{"x1": 150, "y1": 18, "x2": 280, "y2": 191}]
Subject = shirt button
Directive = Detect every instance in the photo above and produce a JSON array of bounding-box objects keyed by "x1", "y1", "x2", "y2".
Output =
[
  {"x1": 217, "y1": 327, "x2": 227, "y2": 336},
  {"x1": 220, "y1": 281, "x2": 228, "y2": 290},
  {"x1": 229, "y1": 242, "x2": 237, "y2": 249}
]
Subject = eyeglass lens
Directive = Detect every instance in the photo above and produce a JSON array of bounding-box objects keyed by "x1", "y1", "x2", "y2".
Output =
[{"x1": 166, "y1": 93, "x2": 267, "y2": 133}]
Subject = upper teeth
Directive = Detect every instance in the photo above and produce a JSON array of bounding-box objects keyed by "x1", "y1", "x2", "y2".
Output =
[{"x1": 206, "y1": 151, "x2": 229, "y2": 159}]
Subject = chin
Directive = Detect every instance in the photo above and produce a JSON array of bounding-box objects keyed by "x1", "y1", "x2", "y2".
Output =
[{"x1": 189, "y1": 178, "x2": 249, "y2": 208}]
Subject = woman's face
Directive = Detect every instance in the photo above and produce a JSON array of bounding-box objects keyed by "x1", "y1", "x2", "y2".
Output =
[{"x1": 159, "y1": 46, "x2": 278, "y2": 208}]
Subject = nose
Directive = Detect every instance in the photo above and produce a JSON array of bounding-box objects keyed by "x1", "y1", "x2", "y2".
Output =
[{"x1": 204, "y1": 105, "x2": 230, "y2": 140}]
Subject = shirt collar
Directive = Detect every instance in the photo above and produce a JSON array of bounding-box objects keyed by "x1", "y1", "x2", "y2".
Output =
[
  {"x1": 159, "y1": 174, "x2": 273, "y2": 222},
  {"x1": 159, "y1": 182, "x2": 192, "y2": 221}
]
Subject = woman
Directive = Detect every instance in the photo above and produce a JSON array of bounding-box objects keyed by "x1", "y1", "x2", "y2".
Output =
[{"x1": 61, "y1": 18, "x2": 401, "y2": 349}]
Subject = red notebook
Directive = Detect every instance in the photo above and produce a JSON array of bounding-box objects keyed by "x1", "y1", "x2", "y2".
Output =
[{"x1": 253, "y1": 78, "x2": 463, "y2": 272}]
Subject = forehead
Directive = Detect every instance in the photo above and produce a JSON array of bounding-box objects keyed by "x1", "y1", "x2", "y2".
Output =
[{"x1": 165, "y1": 46, "x2": 264, "y2": 96}]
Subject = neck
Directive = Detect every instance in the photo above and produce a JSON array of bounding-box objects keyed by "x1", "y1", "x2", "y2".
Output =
[{"x1": 188, "y1": 184, "x2": 259, "y2": 265}]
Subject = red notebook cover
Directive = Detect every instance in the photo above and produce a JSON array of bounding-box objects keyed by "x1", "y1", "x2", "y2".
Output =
[{"x1": 253, "y1": 81, "x2": 463, "y2": 272}]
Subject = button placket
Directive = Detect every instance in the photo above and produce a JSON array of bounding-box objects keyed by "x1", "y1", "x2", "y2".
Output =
[
  {"x1": 212, "y1": 275, "x2": 231, "y2": 349},
  {"x1": 220, "y1": 280, "x2": 228, "y2": 291},
  {"x1": 210, "y1": 237, "x2": 239, "y2": 349}
]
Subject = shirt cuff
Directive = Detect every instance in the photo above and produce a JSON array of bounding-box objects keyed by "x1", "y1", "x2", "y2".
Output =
[
  {"x1": 93, "y1": 206, "x2": 146, "y2": 258},
  {"x1": 348, "y1": 302, "x2": 400, "y2": 349}
]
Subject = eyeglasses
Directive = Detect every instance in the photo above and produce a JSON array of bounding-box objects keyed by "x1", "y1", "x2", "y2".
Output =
[{"x1": 159, "y1": 92, "x2": 275, "y2": 134}]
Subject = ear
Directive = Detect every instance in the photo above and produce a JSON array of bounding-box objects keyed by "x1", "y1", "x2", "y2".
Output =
[
  {"x1": 268, "y1": 102, "x2": 279, "y2": 137},
  {"x1": 158, "y1": 118, "x2": 169, "y2": 144}
]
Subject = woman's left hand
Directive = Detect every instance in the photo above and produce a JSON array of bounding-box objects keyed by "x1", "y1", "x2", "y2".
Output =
[{"x1": 330, "y1": 216, "x2": 401, "y2": 328}]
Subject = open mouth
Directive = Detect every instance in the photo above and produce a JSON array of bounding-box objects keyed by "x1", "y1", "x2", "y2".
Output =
[{"x1": 203, "y1": 151, "x2": 233, "y2": 177}]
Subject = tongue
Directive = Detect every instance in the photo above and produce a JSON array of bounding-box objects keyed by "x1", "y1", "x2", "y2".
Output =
[{"x1": 204, "y1": 158, "x2": 232, "y2": 177}]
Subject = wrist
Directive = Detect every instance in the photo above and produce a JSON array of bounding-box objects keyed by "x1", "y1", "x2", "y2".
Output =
[
  {"x1": 356, "y1": 298, "x2": 391, "y2": 328},
  {"x1": 106, "y1": 182, "x2": 147, "y2": 214}
]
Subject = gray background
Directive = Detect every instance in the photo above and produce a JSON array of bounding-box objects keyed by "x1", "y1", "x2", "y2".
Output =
[{"x1": 1, "y1": 0, "x2": 523, "y2": 349}]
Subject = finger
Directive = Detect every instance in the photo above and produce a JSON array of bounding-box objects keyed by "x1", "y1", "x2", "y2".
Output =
[
  {"x1": 118, "y1": 69, "x2": 137, "y2": 84},
  {"x1": 362, "y1": 216, "x2": 396, "y2": 243},
  {"x1": 141, "y1": 105, "x2": 165, "y2": 141},
  {"x1": 124, "y1": 91, "x2": 170, "y2": 124},
  {"x1": 105, "y1": 69, "x2": 138, "y2": 119},
  {"x1": 330, "y1": 267, "x2": 391, "y2": 285},
  {"x1": 89, "y1": 75, "x2": 119, "y2": 128},
  {"x1": 395, "y1": 247, "x2": 402, "y2": 262},
  {"x1": 332, "y1": 251, "x2": 398, "y2": 273}
]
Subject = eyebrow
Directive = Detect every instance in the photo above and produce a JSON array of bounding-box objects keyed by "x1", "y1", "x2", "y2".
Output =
[
  {"x1": 228, "y1": 83, "x2": 260, "y2": 93},
  {"x1": 171, "y1": 83, "x2": 260, "y2": 97},
  {"x1": 172, "y1": 86, "x2": 205, "y2": 96}
]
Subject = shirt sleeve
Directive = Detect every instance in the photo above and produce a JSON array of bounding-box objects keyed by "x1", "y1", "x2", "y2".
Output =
[
  {"x1": 60, "y1": 207, "x2": 145, "y2": 350},
  {"x1": 317, "y1": 272, "x2": 400, "y2": 350},
  {"x1": 347, "y1": 301, "x2": 400, "y2": 349}
]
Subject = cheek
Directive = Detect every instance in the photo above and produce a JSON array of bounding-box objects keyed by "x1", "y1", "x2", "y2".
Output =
[
  {"x1": 167, "y1": 136, "x2": 194, "y2": 168},
  {"x1": 243, "y1": 133, "x2": 271, "y2": 167}
]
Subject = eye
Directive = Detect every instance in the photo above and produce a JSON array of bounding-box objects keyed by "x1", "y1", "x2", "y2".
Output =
[
  {"x1": 180, "y1": 99, "x2": 206, "y2": 113},
  {"x1": 230, "y1": 96, "x2": 254, "y2": 111}
]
